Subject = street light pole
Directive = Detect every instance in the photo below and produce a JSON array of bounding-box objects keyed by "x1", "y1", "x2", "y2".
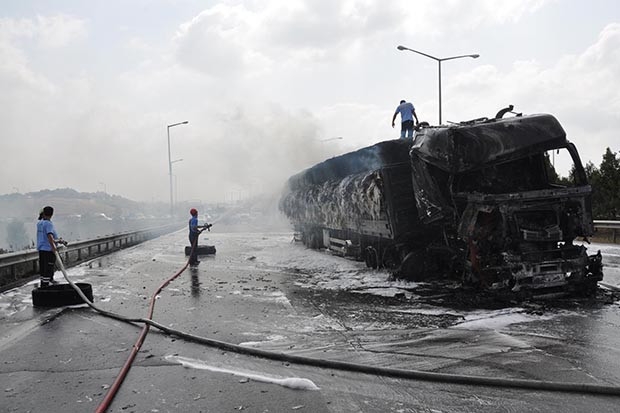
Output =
[
  {"x1": 167, "y1": 120, "x2": 188, "y2": 218},
  {"x1": 397, "y1": 45, "x2": 479, "y2": 125}
]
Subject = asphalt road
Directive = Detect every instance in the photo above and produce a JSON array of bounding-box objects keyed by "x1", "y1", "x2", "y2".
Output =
[{"x1": 1, "y1": 231, "x2": 620, "y2": 412}]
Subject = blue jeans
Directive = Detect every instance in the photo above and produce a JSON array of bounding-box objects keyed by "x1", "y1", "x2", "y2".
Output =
[{"x1": 400, "y1": 120, "x2": 414, "y2": 138}]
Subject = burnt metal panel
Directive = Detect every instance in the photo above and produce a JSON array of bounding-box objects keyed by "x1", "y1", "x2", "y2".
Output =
[
  {"x1": 412, "y1": 114, "x2": 567, "y2": 173},
  {"x1": 286, "y1": 139, "x2": 413, "y2": 189}
]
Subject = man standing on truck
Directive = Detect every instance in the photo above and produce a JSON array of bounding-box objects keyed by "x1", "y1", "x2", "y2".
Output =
[{"x1": 392, "y1": 99, "x2": 419, "y2": 138}]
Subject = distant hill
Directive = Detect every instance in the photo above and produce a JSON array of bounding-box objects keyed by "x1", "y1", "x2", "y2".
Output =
[
  {"x1": 0, "y1": 188, "x2": 170, "y2": 252},
  {"x1": 0, "y1": 188, "x2": 167, "y2": 220},
  {"x1": 0, "y1": 188, "x2": 291, "y2": 253}
]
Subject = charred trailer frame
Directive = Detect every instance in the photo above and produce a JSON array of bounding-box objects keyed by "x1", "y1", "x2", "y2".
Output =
[{"x1": 279, "y1": 112, "x2": 603, "y2": 296}]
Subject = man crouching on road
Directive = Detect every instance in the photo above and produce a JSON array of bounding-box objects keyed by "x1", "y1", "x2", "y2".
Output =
[{"x1": 37, "y1": 206, "x2": 68, "y2": 287}]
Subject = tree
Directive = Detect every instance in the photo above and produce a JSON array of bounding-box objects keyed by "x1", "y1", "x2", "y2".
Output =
[
  {"x1": 589, "y1": 148, "x2": 620, "y2": 219},
  {"x1": 544, "y1": 152, "x2": 561, "y2": 184}
]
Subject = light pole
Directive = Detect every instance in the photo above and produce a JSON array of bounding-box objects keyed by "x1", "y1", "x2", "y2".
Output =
[
  {"x1": 397, "y1": 45, "x2": 479, "y2": 125},
  {"x1": 167, "y1": 120, "x2": 188, "y2": 218},
  {"x1": 171, "y1": 160, "x2": 182, "y2": 207}
]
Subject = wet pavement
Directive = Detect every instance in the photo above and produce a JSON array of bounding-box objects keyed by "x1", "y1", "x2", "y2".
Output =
[{"x1": 1, "y1": 231, "x2": 620, "y2": 412}]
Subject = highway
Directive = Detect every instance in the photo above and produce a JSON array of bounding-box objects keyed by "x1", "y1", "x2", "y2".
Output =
[{"x1": 1, "y1": 230, "x2": 620, "y2": 412}]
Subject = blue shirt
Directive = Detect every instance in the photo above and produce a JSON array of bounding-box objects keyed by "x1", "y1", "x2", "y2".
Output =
[
  {"x1": 37, "y1": 219, "x2": 58, "y2": 251},
  {"x1": 395, "y1": 102, "x2": 415, "y2": 122},
  {"x1": 189, "y1": 216, "x2": 199, "y2": 235}
]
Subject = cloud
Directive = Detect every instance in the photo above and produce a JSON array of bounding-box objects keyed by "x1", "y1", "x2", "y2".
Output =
[
  {"x1": 169, "y1": 0, "x2": 558, "y2": 87},
  {"x1": 441, "y1": 22, "x2": 620, "y2": 175},
  {"x1": 34, "y1": 14, "x2": 87, "y2": 48},
  {"x1": 411, "y1": 0, "x2": 553, "y2": 35},
  {"x1": 172, "y1": 1, "x2": 404, "y2": 78},
  {"x1": 0, "y1": 13, "x2": 86, "y2": 95},
  {"x1": 259, "y1": 1, "x2": 400, "y2": 51},
  {"x1": 173, "y1": 4, "x2": 255, "y2": 77},
  {"x1": 179, "y1": 101, "x2": 327, "y2": 201},
  {"x1": 0, "y1": 14, "x2": 86, "y2": 48}
]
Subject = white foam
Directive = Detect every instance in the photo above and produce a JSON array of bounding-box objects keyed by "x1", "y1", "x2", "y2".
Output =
[
  {"x1": 164, "y1": 355, "x2": 320, "y2": 390},
  {"x1": 454, "y1": 308, "x2": 554, "y2": 330}
]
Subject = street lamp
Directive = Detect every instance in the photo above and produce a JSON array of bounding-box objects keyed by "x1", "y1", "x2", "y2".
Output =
[
  {"x1": 167, "y1": 120, "x2": 188, "y2": 218},
  {"x1": 397, "y1": 45, "x2": 479, "y2": 125},
  {"x1": 171, "y1": 160, "x2": 183, "y2": 208}
]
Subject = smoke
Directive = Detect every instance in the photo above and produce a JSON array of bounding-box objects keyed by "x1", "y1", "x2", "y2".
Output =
[
  {"x1": 5, "y1": 219, "x2": 30, "y2": 251},
  {"x1": 279, "y1": 139, "x2": 413, "y2": 229},
  {"x1": 180, "y1": 101, "x2": 341, "y2": 203}
]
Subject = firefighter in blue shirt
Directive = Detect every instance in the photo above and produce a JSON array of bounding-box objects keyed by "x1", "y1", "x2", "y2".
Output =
[
  {"x1": 36, "y1": 206, "x2": 68, "y2": 287},
  {"x1": 188, "y1": 208, "x2": 211, "y2": 266}
]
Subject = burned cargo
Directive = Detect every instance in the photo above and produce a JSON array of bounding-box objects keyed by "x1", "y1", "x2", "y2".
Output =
[{"x1": 279, "y1": 109, "x2": 603, "y2": 297}]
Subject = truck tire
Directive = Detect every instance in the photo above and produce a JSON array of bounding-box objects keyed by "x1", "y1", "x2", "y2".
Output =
[
  {"x1": 398, "y1": 250, "x2": 426, "y2": 281},
  {"x1": 32, "y1": 283, "x2": 93, "y2": 308},
  {"x1": 364, "y1": 246, "x2": 379, "y2": 269},
  {"x1": 381, "y1": 245, "x2": 400, "y2": 269}
]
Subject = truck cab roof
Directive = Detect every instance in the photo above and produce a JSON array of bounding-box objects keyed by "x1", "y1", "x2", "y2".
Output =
[{"x1": 412, "y1": 114, "x2": 567, "y2": 173}]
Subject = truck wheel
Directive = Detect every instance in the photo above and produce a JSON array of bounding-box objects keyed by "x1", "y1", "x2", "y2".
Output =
[
  {"x1": 364, "y1": 246, "x2": 379, "y2": 269},
  {"x1": 381, "y1": 245, "x2": 399, "y2": 269},
  {"x1": 398, "y1": 250, "x2": 426, "y2": 281}
]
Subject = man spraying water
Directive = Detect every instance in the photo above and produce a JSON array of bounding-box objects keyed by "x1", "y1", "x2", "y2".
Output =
[
  {"x1": 36, "y1": 206, "x2": 68, "y2": 287},
  {"x1": 188, "y1": 208, "x2": 212, "y2": 267}
]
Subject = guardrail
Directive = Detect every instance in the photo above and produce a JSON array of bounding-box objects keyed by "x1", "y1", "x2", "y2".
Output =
[
  {"x1": 0, "y1": 224, "x2": 181, "y2": 291},
  {"x1": 594, "y1": 220, "x2": 620, "y2": 243}
]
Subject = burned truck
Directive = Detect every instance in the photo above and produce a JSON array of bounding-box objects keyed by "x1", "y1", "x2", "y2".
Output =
[{"x1": 279, "y1": 109, "x2": 603, "y2": 297}]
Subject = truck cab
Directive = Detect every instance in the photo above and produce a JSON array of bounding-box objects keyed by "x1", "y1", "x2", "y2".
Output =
[{"x1": 409, "y1": 112, "x2": 602, "y2": 296}]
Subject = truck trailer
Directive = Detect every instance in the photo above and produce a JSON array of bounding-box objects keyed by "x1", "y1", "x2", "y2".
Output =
[{"x1": 279, "y1": 108, "x2": 603, "y2": 297}]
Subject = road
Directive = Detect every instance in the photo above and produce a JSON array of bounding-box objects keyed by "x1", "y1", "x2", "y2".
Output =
[{"x1": 1, "y1": 231, "x2": 620, "y2": 412}]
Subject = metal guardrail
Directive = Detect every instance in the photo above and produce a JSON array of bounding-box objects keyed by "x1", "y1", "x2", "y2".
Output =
[
  {"x1": 593, "y1": 220, "x2": 620, "y2": 229},
  {"x1": 0, "y1": 224, "x2": 181, "y2": 291},
  {"x1": 593, "y1": 220, "x2": 620, "y2": 243}
]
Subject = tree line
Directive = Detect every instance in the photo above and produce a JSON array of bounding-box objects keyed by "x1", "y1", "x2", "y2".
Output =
[
  {"x1": 584, "y1": 148, "x2": 620, "y2": 219},
  {"x1": 550, "y1": 147, "x2": 620, "y2": 219}
]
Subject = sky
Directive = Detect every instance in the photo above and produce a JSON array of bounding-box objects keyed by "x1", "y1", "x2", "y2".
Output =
[{"x1": 1, "y1": 0, "x2": 619, "y2": 203}]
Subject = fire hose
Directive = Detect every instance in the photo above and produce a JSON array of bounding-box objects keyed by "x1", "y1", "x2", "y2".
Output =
[{"x1": 50, "y1": 240, "x2": 620, "y2": 411}]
